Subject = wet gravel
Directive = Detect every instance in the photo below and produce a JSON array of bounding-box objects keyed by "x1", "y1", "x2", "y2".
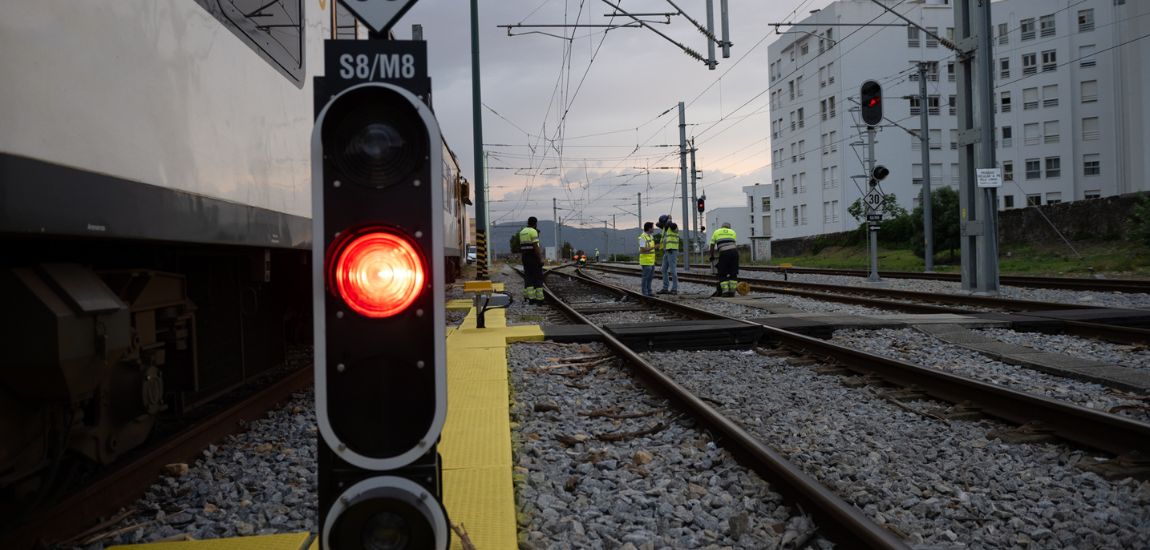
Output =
[
  {"x1": 832, "y1": 328, "x2": 1150, "y2": 423},
  {"x1": 651, "y1": 348, "x2": 1150, "y2": 548},
  {"x1": 509, "y1": 341, "x2": 824, "y2": 549}
]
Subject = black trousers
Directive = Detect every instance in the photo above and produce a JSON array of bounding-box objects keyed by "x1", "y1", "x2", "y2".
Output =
[
  {"x1": 522, "y1": 253, "x2": 544, "y2": 288},
  {"x1": 716, "y1": 249, "x2": 739, "y2": 282}
]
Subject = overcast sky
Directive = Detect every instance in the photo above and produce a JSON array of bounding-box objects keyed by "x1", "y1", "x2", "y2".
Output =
[{"x1": 399, "y1": 0, "x2": 825, "y2": 230}]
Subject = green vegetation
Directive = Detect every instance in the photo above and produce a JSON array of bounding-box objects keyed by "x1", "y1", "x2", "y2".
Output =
[{"x1": 763, "y1": 188, "x2": 1150, "y2": 278}]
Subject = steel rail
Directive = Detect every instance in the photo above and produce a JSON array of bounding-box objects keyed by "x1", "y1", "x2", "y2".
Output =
[
  {"x1": 572, "y1": 268, "x2": 1150, "y2": 458},
  {"x1": 590, "y1": 264, "x2": 1097, "y2": 312},
  {"x1": 2, "y1": 366, "x2": 314, "y2": 549},
  {"x1": 681, "y1": 263, "x2": 1150, "y2": 293},
  {"x1": 541, "y1": 269, "x2": 909, "y2": 548}
]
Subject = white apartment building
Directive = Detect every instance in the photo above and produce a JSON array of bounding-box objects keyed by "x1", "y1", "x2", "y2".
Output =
[
  {"x1": 742, "y1": 182, "x2": 774, "y2": 260},
  {"x1": 762, "y1": 0, "x2": 1150, "y2": 240}
]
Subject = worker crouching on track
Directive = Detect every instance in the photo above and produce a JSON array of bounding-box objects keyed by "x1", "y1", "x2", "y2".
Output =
[
  {"x1": 638, "y1": 221, "x2": 657, "y2": 296},
  {"x1": 519, "y1": 217, "x2": 545, "y2": 305},
  {"x1": 709, "y1": 222, "x2": 739, "y2": 297}
]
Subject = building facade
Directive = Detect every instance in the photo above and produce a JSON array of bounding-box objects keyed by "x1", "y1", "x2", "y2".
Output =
[
  {"x1": 762, "y1": 0, "x2": 1149, "y2": 240},
  {"x1": 742, "y1": 182, "x2": 774, "y2": 260}
]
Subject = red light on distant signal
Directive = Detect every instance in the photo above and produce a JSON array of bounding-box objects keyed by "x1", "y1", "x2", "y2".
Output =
[
  {"x1": 867, "y1": 98, "x2": 880, "y2": 107},
  {"x1": 333, "y1": 230, "x2": 425, "y2": 318}
]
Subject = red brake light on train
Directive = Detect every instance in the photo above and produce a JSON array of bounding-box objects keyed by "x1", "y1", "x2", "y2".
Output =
[{"x1": 333, "y1": 230, "x2": 425, "y2": 318}]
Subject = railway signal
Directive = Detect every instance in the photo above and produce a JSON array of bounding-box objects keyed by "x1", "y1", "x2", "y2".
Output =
[
  {"x1": 313, "y1": 80, "x2": 449, "y2": 549},
  {"x1": 860, "y1": 80, "x2": 883, "y2": 126},
  {"x1": 697, "y1": 197, "x2": 706, "y2": 213}
]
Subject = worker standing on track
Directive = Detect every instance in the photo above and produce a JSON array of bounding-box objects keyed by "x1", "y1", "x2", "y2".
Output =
[
  {"x1": 594, "y1": 248, "x2": 600, "y2": 263},
  {"x1": 709, "y1": 222, "x2": 739, "y2": 297},
  {"x1": 638, "y1": 221, "x2": 657, "y2": 297},
  {"x1": 657, "y1": 222, "x2": 680, "y2": 295},
  {"x1": 519, "y1": 217, "x2": 545, "y2": 305}
]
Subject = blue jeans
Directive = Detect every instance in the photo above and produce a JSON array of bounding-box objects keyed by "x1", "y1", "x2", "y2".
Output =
[
  {"x1": 641, "y1": 265, "x2": 655, "y2": 296},
  {"x1": 661, "y1": 250, "x2": 679, "y2": 291}
]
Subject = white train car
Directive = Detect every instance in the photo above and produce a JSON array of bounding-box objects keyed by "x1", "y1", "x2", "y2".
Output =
[{"x1": 0, "y1": 0, "x2": 466, "y2": 500}]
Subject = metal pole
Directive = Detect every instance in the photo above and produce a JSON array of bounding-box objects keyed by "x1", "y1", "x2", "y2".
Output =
[
  {"x1": 976, "y1": 0, "x2": 999, "y2": 293},
  {"x1": 470, "y1": 0, "x2": 489, "y2": 279},
  {"x1": 552, "y1": 197, "x2": 559, "y2": 260},
  {"x1": 866, "y1": 126, "x2": 881, "y2": 282},
  {"x1": 689, "y1": 140, "x2": 699, "y2": 264},
  {"x1": 719, "y1": 0, "x2": 731, "y2": 58},
  {"x1": 678, "y1": 102, "x2": 691, "y2": 269},
  {"x1": 637, "y1": 192, "x2": 642, "y2": 229},
  {"x1": 604, "y1": 220, "x2": 609, "y2": 261},
  {"x1": 705, "y1": 0, "x2": 717, "y2": 69},
  {"x1": 919, "y1": 62, "x2": 935, "y2": 273}
]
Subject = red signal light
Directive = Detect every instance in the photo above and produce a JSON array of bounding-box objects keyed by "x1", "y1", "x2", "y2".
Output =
[
  {"x1": 867, "y1": 98, "x2": 880, "y2": 108},
  {"x1": 333, "y1": 230, "x2": 425, "y2": 318}
]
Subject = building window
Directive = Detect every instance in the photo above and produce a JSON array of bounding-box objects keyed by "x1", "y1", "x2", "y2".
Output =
[
  {"x1": 789, "y1": 80, "x2": 795, "y2": 100},
  {"x1": 829, "y1": 131, "x2": 837, "y2": 153},
  {"x1": 951, "y1": 162, "x2": 959, "y2": 185},
  {"x1": 908, "y1": 26, "x2": 920, "y2": 47},
  {"x1": 1000, "y1": 58, "x2": 1010, "y2": 79},
  {"x1": 1045, "y1": 156, "x2": 1061, "y2": 178},
  {"x1": 791, "y1": 175, "x2": 798, "y2": 194},
  {"x1": 1046, "y1": 192, "x2": 1062, "y2": 204},
  {"x1": 1021, "y1": 18, "x2": 1036, "y2": 41},
  {"x1": 949, "y1": 95, "x2": 957, "y2": 116},
  {"x1": 1022, "y1": 53, "x2": 1037, "y2": 75},
  {"x1": 1084, "y1": 154, "x2": 1101, "y2": 176},
  {"x1": 800, "y1": 40, "x2": 809, "y2": 56},
  {"x1": 947, "y1": 61, "x2": 956, "y2": 82},
  {"x1": 1081, "y1": 80, "x2": 1098, "y2": 103},
  {"x1": 761, "y1": 197, "x2": 770, "y2": 212},
  {"x1": 913, "y1": 163, "x2": 923, "y2": 186},
  {"x1": 1027, "y1": 194, "x2": 1042, "y2": 206},
  {"x1": 790, "y1": 143, "x2": 797, "y2": 163},
  {"x1": 1023, "y1": 87, "x2": 1039, "y2": 110},
  {"x1": 1003, "y1": 161, "x2": 1014, "y2": 182},
  {"x1": 828, "y1": 96, "x2": 836, "y2": 118},
  {"x1": 928, "y1": 95, "x2": 940, "y2": 115},
  {"x1": 799, "y1": 172, "x2": 807, "y2": 193},
  {"x1": 796, "y1": 75, "x2": 804, "y2": 97},
  {"x1": 792, "y1": 206, "x2": 798, "y2": 226},
  {"x1": 1079, "y1": 9, "x2": 1094, "y2": 32},
  {"x1": 1025, "y1": 159, "x2": 1042, "y2": 179},
  {"x1": 1080, "y1": 44, "x2": 1096, "y2": 67},
  {"x1": 797, "y1": 108, "x2": 805, "y2": 128},
  {"x1": 1042, "y1": 85, "x2": 1059, "y2": 107},
  {"x1": 952, "y1": 129, "x2": 960, "y2": 150},
  {"x1": 1084, "y1": 189, "x2": 1101, "y2": 199},
  {"x1": 912, "y1": 130, "x2": 922, "y2": 152},
  {"x1": 827, "y1": 61, "x2": 835, "y2": 84},
  {"x1": 819, "y1": 67, "x2": 826, "y2": 88},
  {"x1": 926, "y1": 27, "x2": 939, "y2": 48},
  {"x1": 1024, "y1": 123, "x2": 1040, "y2": 145},
  {"x1": 1040, "y1": 14, "x2": 1056, "y2": 37},
  {"x1": 790, "y1": 110, "x2": 796, "y2": 131},
  {"x1": 1004, "y1": 195, "x2": 1015, "y2": 209},
  {"x1": 1042, "y1": 50, "x2": 1057, "y2": 72},
  {"x1": 998, "y1": 22, "x2": 1009, "y2": 45},
  {"x1": 800, "y1": 204, "x2": 808, "y2": 225},
  {"x1": 909, "y1": 96, "x2": 921, "y2": 116},
  {"x1": 820, "y1": 100, "x2": 827, "y2": 121},
  {"x1": 1082, "y1": 117, "x2": 1100, "y2": 141},
  {"x1": 798, "y1": 140, "x2": 806, "y2": 161},
  {"x1": 1000, "y1": 91, "x2": 1011, "y2": 112},
  {"x1": 930, "y1": 129, "x2": 941, "y2": 150},
  {"x1": 1044, "y1": 121, "x2": 1060, "y2": 144}
]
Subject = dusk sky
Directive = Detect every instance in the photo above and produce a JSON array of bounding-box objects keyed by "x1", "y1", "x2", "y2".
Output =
[{"x1": 399, "y1": 0, "x2": 830, "y2": 230}]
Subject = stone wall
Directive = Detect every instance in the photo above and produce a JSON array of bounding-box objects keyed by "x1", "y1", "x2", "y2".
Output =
[{"x1": 769, "y1": 193, "x2": 1144, "y2": 258}]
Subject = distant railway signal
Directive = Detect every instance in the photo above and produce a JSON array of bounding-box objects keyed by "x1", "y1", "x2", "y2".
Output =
[
  {"x1": 860, "y1": 80, "x2": 883, "y2": 126},
  {"x1": 697, "y1": 197, "x2": 706, "y2": 213},
  {"x1": 313, "y1": 80, "x2": 449, "y2": 549}
]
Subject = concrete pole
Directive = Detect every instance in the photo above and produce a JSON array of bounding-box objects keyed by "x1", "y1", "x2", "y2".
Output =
[
  {"x1": 975, "y1": 0, "x2": 999, "y2": 293},
  {"x1": 637, "y1": 192, "x2": 642, "y2": 229},
  {"x1": 678, "y1": 102, "x2": 691, "y2": 269},
  {"x1": 719, "y1": 0, "x2": 731, "y2": 58},
  {"x1": 919, "y1": 62, "x2": 935, "y2": 272},
  {"x1": 552, "y1": 197, "x2": 559, "y2": 260},
  {"x1": 689, "y1": 140, "x2": 699, "y2": 261},
  {"x1": 705, "y1": 0, "x2": 717, "y2": 69}
]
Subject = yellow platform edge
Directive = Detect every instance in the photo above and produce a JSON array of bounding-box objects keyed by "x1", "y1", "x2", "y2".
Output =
[{"x1": 109, "y1": 302, "x2": 536, "y2": 550}]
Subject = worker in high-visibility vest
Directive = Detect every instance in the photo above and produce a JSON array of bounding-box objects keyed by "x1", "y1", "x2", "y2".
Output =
[
  {"x1": 594, "y1": 249, "x2": 600, "y2": 263},
  {"x1": 709, "y1": 222, "x2": 739, "y2": 297},
  {"x1": 519, "y1": 217, "x2": 545, "y2": 305},
  {"x1": 637, "y1": 221, "x2": 657, "y2": 297},
  {"x1": 657, "y1": 222, "x2": 680, "y2": 295}
]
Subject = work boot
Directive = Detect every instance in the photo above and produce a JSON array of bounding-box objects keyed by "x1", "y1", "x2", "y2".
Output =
[
  {"x1": 657, "y1": 289, "x2": 669, "y2": 295},
  {"x1": 670, "y1": 290, "x2": 678, "y2": 295}
]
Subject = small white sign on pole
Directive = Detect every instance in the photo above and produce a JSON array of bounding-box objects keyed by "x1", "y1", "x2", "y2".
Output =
[{"x1": 976, "y1": 168, "x2": 1003, "y2": 188}]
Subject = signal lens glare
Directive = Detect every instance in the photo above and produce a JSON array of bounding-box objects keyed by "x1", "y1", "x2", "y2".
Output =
[{"x1": 335, "y1": 231, "x2": 425, "y2": 318}]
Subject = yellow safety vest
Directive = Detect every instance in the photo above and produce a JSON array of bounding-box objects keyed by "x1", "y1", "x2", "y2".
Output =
[
  {"x1": 638, "y1": 232, "x2": 656, "y2": 266},
  {"x1": 662, "y1": 229, "x2": 680, "y2": 251},
  {"x1": 518, "y1": 227, "x2": 539, "y2": 253},
  {"x1": 710, "y1": 227, "x2": 737, "y2": 252}
]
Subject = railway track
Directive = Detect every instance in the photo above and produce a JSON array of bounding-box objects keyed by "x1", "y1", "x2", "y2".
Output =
[
  {"x1": 551, "y1": 266, "x2": 1150, "y2": 460},
  {"x1": 683, "y1": 263, "x2": 1150, "y2": 293},
  {"x1": 0, "y1": 366, "x2": 313, "y2": 549}
]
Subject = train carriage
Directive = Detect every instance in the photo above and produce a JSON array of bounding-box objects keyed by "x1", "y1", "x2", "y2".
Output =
[{"x1": 0, "y1": 0, "x2": 467, "y2": 500}]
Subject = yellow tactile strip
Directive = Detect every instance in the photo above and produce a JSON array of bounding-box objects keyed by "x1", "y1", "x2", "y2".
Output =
[
  {"x1": 440, "y1": 303, "x2": 542, "y2": 549},
  {"x1": 109, "y1": 532, "x2": 313, "y2": 550}
]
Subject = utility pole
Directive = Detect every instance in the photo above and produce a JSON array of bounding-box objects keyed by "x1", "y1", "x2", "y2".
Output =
[
  {"x1": 918, "y1": 62, "x2": 935, "y2": 272},
  {"x1": 552, "y1": 197, "x2": 559, "y2": 260},
  {"x1": 603, "y1": 219, "x2": 609, "y2": 261},
  {"x1": 955, "y1": 0, "x2": 999, "y2": 294},
  {"x1": 705, "y1": 0, "x2": 717, "y2": 70},
  {"x1": 678, "y1": 102, "x2": 691, "y2": 269},
  {"x1": 470, "y1": 0, "x2": 488, "y2": 279},
  {"x1": 612, "y1": 214, "x2": 617, "y2": 260},
  {"x1": 719, "y1": 0, "x2": 731, "y2": 58},
  {"x1": 637, "y1": 192, "x2": 642, "y2": 229},
  {"x1": 866, "y1": 126, "x2": 881, "y2": 283},
  {"x1": 689, "y1": 139, "x2": 699, "y2": 260}
]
